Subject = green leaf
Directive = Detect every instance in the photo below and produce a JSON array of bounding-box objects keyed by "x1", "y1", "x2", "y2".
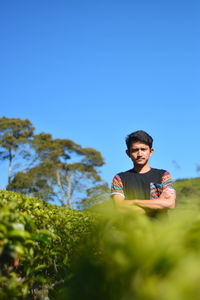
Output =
[
  {"x1": 0, "y1": 224, "x2": 7, "y2": 234},
  {"x1": 13, "y1": 245, "x2": 24, "y2": 255},
  {"x1": 63, "y1": 254, "x2": 69, "y2": 265},
  {"x1": 32, "y1": 264, "x2": 48, "y2": 273},
  {"x1": 11, "y1": 223, "x2": 24, "y2": 230},
  {"x1": 8, "y1": 229, "x2": 31, "y2": 240},
  {"x1": 32, "y1": 233, "x2": 51, "y2": 244}
]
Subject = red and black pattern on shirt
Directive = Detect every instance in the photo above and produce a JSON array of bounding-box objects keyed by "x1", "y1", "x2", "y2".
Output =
[
  {"x1": 111, "y1": 174, "x2": 124, "y2": 197},
  {"x1": 150, "y1": 171, "x2": 174, "y2": 199},
  {"x1": 111, "y1": 169, "x2": 175, "y2": 200}
]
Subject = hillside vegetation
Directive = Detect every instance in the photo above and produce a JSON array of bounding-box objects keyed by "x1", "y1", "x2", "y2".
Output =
[
  {"x1": 1, "y1": 177, "x2": 200, "y2": 299},
  {"x1": 174, "y1": 177, "x2": 200, "y2": 207}
]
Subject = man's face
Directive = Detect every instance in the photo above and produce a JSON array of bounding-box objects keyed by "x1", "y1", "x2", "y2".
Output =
[{"x1": 126, "y1": 141, "x2": 154, "y2": 166}]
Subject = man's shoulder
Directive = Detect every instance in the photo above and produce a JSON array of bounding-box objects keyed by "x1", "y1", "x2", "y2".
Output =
[
  {"x1": 149, "y1": 168, "x2": 174, "y2": 185},
  {"x1": 115, "y1": 168, "x2": 165, "y2": 175},
  {"x1": 117, "y1": 169, "x2": 134, "y2": 178},
  {"x1": 111, "y1": 169, "x2": 134, "y2": 183},
  {"x1": 149, "y1": 168, "x2": 171, "y2": 180},
  {"x1": 118, "y1": 168, "x2": 168, "y2": 176},
  {"x1": 150, "y1": 168, "x2": 167, "y2": 176},
  {"x1": 113, "y1": 168, "x2": 171, "y2": 181},
  {"x1": 118, "y1": 168, "x2": 133, "y2": 175}
]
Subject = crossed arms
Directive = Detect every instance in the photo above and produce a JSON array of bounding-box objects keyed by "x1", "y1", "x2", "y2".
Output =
[{"x1": 113, "y1": 188, "x2": 176, "y2": 213}]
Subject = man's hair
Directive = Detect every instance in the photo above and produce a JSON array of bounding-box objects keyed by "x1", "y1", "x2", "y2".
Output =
[{"x1": 126, "y1": 130, "x2": 153, "y2": 150}]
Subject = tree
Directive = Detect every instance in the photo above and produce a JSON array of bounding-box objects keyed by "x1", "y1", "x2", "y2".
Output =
[
  {"x1": 77, "y1": 183, "x2": 110, "y2": 210},
  {"x1": 7, "y1": 165, "x2": 55, "y2": 202},
  {"x1": 0, "y1": 117, "x2": 34, "y2": 185},
  {"x1": 9, "y1": 132, "x2": 105, "y2": 207}
]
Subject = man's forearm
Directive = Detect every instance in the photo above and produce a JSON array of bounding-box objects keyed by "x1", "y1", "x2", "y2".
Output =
[
  {"x1": 113, "y1": 189, "x2": 175, "y2": 211},
  {"x1": 115, "y1": 198, "x2": 167, "y2": 211},
  {"x1": 113, "y1": 197, "x2": 146, "y2": 213},
  {"x1": 132, "y1": 199, "x2": 172, "y2": 209},
  {"x1": 117, "y1": 203, "x2": 146, "y2": 214},
  {"x1": 132, "y1": 192, "x2": 175, "y2": 209}
]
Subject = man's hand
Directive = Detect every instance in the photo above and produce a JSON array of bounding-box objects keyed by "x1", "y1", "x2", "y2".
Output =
[
  {"x1": 159, "y1": 188, "x2": 174, "y2": 200},
  {"x1": 158, "y1": 188, "x2": 176, "y2": 208},
  {"x1": 113, "y1": 194, "x2": 146, "y2": 214},
  {"x1": 132, "y1": 187, "x2": 176, "y2": 210}
]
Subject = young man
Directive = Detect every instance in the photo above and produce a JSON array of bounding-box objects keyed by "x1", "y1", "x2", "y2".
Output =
[{"x1": 111, "y1": 130, "x2": 176, "y2": 214}]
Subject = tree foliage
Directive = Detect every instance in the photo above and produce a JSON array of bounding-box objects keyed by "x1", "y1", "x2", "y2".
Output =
[
  {"x1": 0, "y1": 117, "x2": 34, "y2": 184},
  {"x1": 78, "y1": 183, "x2": 110, "y2": 210},
  {"x1": 1, "y1": 117, "x2": 106, "y2": 207}
]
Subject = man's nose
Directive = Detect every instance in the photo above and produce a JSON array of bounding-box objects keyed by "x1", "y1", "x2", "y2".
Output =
[{"x1": 137, "y1": 149, "x2": 142, "y2": 156}]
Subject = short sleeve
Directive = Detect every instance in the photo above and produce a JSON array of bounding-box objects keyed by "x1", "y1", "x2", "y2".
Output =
[
  {"x1": 161, "y1": 171, "x2": 175, "y2": 191},
  {"x1": 111, "y1": 174, "x2": 125, "y2": 198}
]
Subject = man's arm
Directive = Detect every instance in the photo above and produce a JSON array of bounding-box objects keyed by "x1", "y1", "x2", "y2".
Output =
[
  {"x1": 132, "y1": 188, "x2": 176, "y2": 209},
  {"x1": 113, "y1": 194, "x2": 146, "y2": 214},
  {"x1": 111, "y1": 172, "x2": 175, "y2": 212},
  {"x1": 113, "y1": 188, "x2": 175, "y2": 211}
]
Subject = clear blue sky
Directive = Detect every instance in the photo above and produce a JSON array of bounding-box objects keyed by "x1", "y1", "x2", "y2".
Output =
[{"x1": 1, "y1": 0, "x2": 200, "y2": 190}]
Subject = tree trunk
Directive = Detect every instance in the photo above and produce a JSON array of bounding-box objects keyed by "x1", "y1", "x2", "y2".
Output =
[
  {"x1": 65, "y1": 174, "x2": 72, "y2": 208},
  {"x1": 56, "y1": 170, "x2": 66, "y2": 206},
  {"x1": 8, "y1": 149, "x2": 13, "y2": 185}
]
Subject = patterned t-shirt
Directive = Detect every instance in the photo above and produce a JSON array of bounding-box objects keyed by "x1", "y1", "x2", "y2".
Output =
[{"x1": 111, "y1": 168, "x2": 175, "y2": 200}]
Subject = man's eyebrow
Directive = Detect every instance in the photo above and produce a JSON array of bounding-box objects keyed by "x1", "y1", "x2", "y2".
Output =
[{"x1": 131, "y1": 147, "x2": 148, "y2": 150}]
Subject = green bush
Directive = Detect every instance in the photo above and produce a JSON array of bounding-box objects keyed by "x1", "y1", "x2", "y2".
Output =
[
  {"x1": 0, "y1": 190, "x2": 95, "y2": 299},
  {"x1": 56, "y1": 205, "x2": 200, "y2": 300},
  {"x1": 2, "y1": 189, "x2": 200, "y2": 300}
]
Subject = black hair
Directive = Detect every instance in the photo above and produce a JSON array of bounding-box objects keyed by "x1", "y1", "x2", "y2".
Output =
[{"x1": 126, "y1": 130, "x2": 153, "y2": 150}]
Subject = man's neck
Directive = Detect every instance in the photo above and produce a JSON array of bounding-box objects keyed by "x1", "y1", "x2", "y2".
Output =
[{"x1": 133, "y1": 164, "x2": 151, "y2": 174}]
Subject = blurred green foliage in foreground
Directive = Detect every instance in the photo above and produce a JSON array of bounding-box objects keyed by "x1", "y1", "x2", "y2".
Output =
[
  {"x1": 1, "y1": 178, "x2": 200, "y2": 299},
  {"x1": 56, "y1": 206, "x2": 200, "y2": 300},
  {"x1": 56, "y1": 178, "x2": 200, "y2": 300}
]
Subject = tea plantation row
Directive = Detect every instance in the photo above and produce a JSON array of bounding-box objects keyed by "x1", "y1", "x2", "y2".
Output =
[
  {"x1": 0, "y1": 191, "x2": 96, "y2": 299},
  {"x1": 2, "y1": 190, "x2": 200, "y2": 299}
]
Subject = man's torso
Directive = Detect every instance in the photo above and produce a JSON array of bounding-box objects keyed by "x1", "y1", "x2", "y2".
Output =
[{"x1": 111, "y1": 168, "x2": 173, "y2": 200}]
